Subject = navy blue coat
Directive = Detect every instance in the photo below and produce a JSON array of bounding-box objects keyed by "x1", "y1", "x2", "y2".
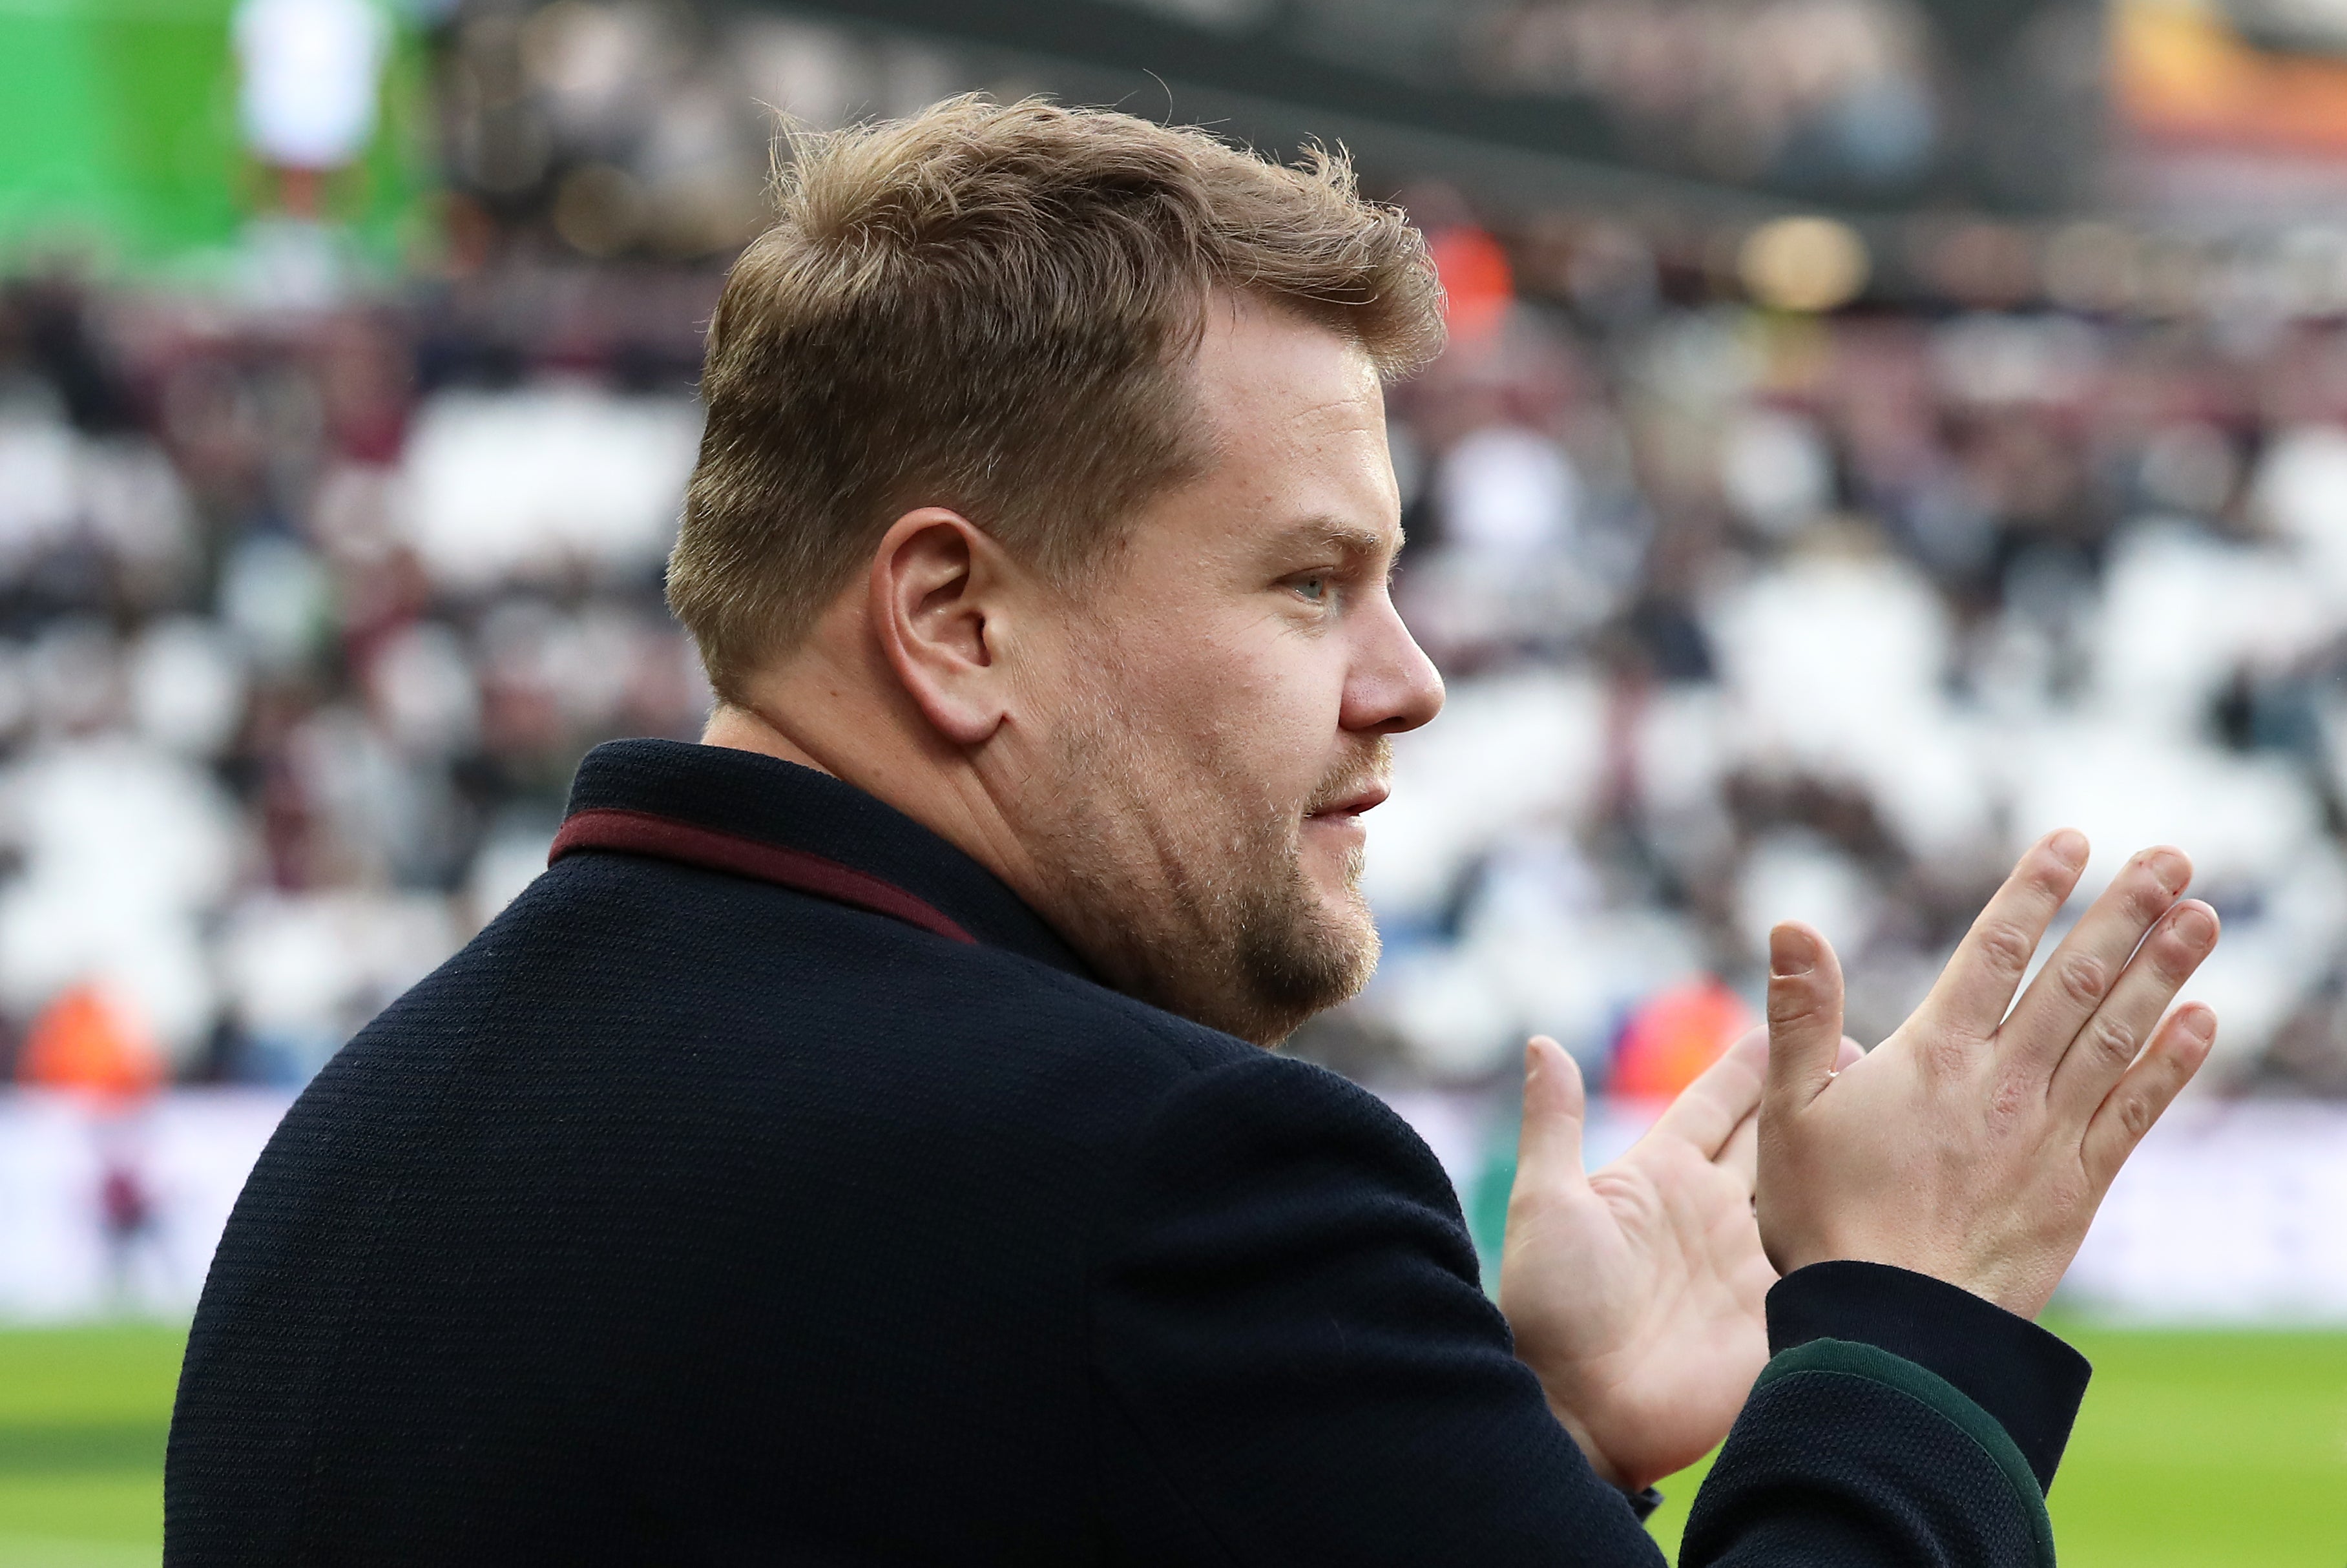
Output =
[{"x1": 167, "y1": 738, "x2": 2088, "y2": 1565}]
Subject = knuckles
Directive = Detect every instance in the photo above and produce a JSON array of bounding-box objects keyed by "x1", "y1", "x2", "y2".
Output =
[
  {"x1": 2120, "y1": 855, "x2": 2186, "y2": 919},
  {"x1": 2054, "y1": 952, "x2": 2109, "y2": 1009},
  {"x1": 2083, "y1": 1013, "x2": 2138, "y2": 1070},
  {"x1": 2118, "y1": 883, "x2": 2171, "y2": 928},
  {"x1": 1985, "y1": 1069, "x2": 2036, "y2": 1130},
  {"x1": 1974, "y1": 921, "x2": 2039, "y2": 977},
  {"x1": 2023, "y1": 861, "x2": 2076, "y2": 903},
  {"x1": 1919, "y1": 1030, "x2": 1975, "y2": 1078}
]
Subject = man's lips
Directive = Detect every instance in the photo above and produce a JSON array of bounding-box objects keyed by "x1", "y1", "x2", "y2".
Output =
[{"x1": 1307, "y1": 782, "x2": 1390, "y2": 821}]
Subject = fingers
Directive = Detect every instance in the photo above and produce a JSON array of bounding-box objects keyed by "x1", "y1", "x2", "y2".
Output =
[
  {"x1": 1764, "y1": 923, "x2": 1846, "y2": 1112},
  {"x1": 1705, "y1": 1030, "x2": 1833, "y2": 1191},
  {"x1": 2081, "y1": 1003, "x2": 2217, "y2": 1190},
  {"x1": 2048, "y1": 899, "x2": 2220, "y2": 1118},
  {"x1": 1916, "y1": 830, "x2": 2089, "y2": 1041},
  {"x1": 1653, "y1": 1025, "x2": 1769, "y2": 1160},
  {"x1": 1717, "y1": 1106, "x2": 1759, "y2": 1193},
  {"x1": 1514, "y1": 1036, "x2": 1591, "y2": 1195},
  {"x1": 2001, "y1": 846, "x2": 2192, "y2": 1076}
]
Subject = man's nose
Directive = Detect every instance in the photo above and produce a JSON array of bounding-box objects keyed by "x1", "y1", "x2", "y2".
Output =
[{"x1": 1343, "y1": 595, "x2": 1445, "y2": 736}]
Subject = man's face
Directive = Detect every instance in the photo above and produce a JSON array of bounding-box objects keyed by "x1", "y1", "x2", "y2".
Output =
[{"x1": 1004, "y1": 295, "x2": 1445, "y2": 1043}]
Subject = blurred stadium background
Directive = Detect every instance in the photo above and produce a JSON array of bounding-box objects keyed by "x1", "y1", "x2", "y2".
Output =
[{"x1": 7, "y1": 0, "x2": 2347, "y2": 1560}]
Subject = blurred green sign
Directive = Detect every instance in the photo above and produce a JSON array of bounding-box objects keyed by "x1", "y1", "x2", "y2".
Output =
[{"x1": 0, "y1": 0, "x2": 426, "y2": 271}]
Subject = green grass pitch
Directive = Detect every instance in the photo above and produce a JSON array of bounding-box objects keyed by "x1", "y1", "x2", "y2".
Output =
[
  {"x1": 1645, "y1": 1320, "x2": 2347, "y2": 1565},
  {"x1": 0, "y1": 1324, "x2": 182, "y2": 1567},
  {"x1": 1, "y1": 1321, "x2": 2341, "y2": 1564}
]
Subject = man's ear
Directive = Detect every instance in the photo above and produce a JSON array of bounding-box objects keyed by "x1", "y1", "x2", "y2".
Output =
[{"x1": 866, "y1": 507, "x2": 1019, "y2": 747}]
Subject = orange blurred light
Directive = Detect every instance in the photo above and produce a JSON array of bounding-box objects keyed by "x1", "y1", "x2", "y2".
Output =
[
  {"x1": 2118, "y1": 0, "x2": 2347, "y2": 154},
  {"x1": 19, "y1": 983, "x2": 165, "y2": 1103},
  {"x1": 1610, "y1": 976, "x2": 1753, "y2": 1100},
  {"x1": 1430, "y1": 225, "x2": 1516, "y2": 346}
]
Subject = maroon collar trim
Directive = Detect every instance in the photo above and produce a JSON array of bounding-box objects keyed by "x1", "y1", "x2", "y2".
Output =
[{"x1": 548, "y1": 806, "x2": 978, "y2": 946}]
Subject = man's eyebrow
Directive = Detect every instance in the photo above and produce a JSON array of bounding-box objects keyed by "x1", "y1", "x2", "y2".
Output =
[{"x1": 1269, "y1": 516, "x2": 1403, "y2": 561}]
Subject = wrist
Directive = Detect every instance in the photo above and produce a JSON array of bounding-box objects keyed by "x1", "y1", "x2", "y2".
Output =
[
  {"x1": 1765, "y1": 1260, "x2": 2093, "y2": 1489},
  {"x1": 1764, "y1": 1234, "x2": 2062, "y2": 1322},
  {"x1": 1542, "y1": 1396, "x2": 1637, "y2": 1491}
]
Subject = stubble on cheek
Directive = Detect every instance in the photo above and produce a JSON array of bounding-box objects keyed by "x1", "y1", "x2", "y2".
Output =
[{"x1": 1015, "y1": 676, "x2": 1382, "y2": 1046}]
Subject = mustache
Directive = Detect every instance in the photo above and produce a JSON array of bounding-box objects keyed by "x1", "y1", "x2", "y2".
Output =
[{"x1": 1304, "y1": 737, "x2": 1392, "y2": 815}]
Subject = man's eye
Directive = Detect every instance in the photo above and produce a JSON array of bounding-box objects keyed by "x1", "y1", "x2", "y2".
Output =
[{"x1": 1292, "y1": 575, "x2": 1330, "y2": 603}]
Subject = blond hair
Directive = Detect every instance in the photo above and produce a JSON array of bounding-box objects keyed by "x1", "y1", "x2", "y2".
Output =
[{"x1": 666, "y1": 96, "x2": 1443, "y2": 701}]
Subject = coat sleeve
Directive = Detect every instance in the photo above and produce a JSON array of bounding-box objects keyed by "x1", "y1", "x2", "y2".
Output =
[
  {"x1": 1085, "y1": 1052, "x2": 2085, "y2": 1568},
  {"x1": 1683, "y1": 1262, "x2": 2089, "y2": 1568}
]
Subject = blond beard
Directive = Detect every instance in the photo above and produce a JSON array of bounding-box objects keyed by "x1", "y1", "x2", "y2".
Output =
[{"x1": 1017, "y1": 672, "x2": 1384, "y2": 1045}]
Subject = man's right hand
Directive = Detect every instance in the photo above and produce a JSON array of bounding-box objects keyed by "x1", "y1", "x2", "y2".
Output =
[{"x1": 1758, "y1": 830, "x2": 2220, "y2": 1320}]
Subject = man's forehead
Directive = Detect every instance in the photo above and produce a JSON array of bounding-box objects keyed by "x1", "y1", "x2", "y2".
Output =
[
  {"x1": 1191, "y1": 293, "x2": 1384, "y2": 423},
  {"x1": 1149, "y1": 294, "x2": 1399, "y2": 561},
  {"x1": 1187, "y1": 306, "x2": 1390, "y2": 491}
]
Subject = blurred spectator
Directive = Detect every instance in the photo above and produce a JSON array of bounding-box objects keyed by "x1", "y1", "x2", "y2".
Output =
[{"x1": 235, "y1": 0, "x2": 393, "y2": 203}]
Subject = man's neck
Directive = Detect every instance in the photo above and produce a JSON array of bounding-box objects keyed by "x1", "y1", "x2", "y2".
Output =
[
  {"x1": 700, "y1": 703, "x2": 833, "y2": 777},
  {"x1": 698, "y1": 694, "x2": 1054, "y2": 936}
]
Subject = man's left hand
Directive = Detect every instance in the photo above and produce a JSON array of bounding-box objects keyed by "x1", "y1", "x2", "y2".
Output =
[{"x1": 1497, "y1": 1025, "x2": 1857, "y2": 1493}]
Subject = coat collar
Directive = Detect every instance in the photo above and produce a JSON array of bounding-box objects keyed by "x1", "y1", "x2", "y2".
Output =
[{"x1": 553, "y1": 738, "x2": 1092, "y2": 979}]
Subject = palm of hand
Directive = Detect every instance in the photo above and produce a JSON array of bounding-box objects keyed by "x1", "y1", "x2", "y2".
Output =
[{"x1": 1498, "y1": 1027, "x2": 1816, "y2": 1492}]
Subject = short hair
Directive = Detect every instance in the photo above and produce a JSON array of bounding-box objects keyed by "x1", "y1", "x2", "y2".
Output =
[{"x1": 666, "y1": 95, "x2": 1443, "y2": 702}]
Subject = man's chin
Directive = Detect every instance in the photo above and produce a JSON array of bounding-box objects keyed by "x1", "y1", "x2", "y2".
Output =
[
  {"x1": 1229, "y1": 901, "x2": 1380, "y2": 1047},
  {"x1": 1306, "y1": 890, "x2": 1380, "y2": 977}
]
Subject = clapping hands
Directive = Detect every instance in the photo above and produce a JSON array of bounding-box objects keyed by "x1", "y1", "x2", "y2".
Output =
[{"x1": 1497, "y1": 831, "x2": 2219, "y2": 1492}]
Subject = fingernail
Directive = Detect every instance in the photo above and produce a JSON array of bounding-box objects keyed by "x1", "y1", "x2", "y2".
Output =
[
  {"x1": 2048, "y1": 830, "x2": 2088, "y2": 868},
  {"x1": 2171, "y1": 905, "x2": 2215, "y2": 946},
  {"x1": 2180, "y1": 1008, "x2": 2215, "y2": 1044},
  {"x1": 1770, "y1": 925, "x2": 1817, "y2": 978},
  {"x1": 2147, "y1": 849, "x2": 2190, "y2": 892}
]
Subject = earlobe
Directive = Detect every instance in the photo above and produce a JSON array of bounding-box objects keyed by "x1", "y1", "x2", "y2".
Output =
[{"x1": 867, "y1": 507, "x2": 1012, "y2": 748}]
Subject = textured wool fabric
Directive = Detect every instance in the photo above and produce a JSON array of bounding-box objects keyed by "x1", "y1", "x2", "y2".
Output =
[
  {"x1": 167, "y1": 739, "x2": 2085, "y2": 1566},
  {"x1": 1767, "y1": 1260, "x2": 2091, "y2": 1492},
  {"x1": 1684, "y1": 1365, "x2": 2049, "y2": 1567}
]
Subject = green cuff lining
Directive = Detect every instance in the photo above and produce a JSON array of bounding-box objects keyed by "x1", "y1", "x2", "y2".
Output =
[{"x1": 1755, "y1": 1337, "x2": 2056, "y2": 1568}]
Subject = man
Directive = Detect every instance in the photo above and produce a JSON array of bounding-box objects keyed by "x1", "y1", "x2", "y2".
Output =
[{"x1": 167, "y1": 98, "x2": 2221, "y2": 1564}]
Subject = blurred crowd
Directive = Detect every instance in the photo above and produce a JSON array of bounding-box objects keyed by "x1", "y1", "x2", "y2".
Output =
[
  {"x1": 1470, "y1": 0, "x2": 1940, "y2": 187},
  {"x1": 14, "y1": 0, "x2": 2347, "y2": 1105},
  {"x1": 0, "y1": 271, "x2": 710, "y2": 1087},
  {"x1": 17, "y1": 231, "x2": 2347, "y2": 1103}
]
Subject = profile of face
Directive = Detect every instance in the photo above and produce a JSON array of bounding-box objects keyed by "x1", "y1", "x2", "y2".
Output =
[{"x1": 1005, "y1": 296, "x2": 1446, "y2": 1044}]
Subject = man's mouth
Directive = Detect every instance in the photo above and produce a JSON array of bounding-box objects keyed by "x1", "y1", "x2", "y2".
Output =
[{"x1": 1306, "y1": 782, "x2": 1390, "y2": 823}]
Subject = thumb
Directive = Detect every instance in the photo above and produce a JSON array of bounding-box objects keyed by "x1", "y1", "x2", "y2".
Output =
[
  {"x1": 1514, "y1": 1035, "x2": 1590, "y2": 1193},
  {"x1": 1766, "y1": 922, "x2": 1846, "y2": 1111}
]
